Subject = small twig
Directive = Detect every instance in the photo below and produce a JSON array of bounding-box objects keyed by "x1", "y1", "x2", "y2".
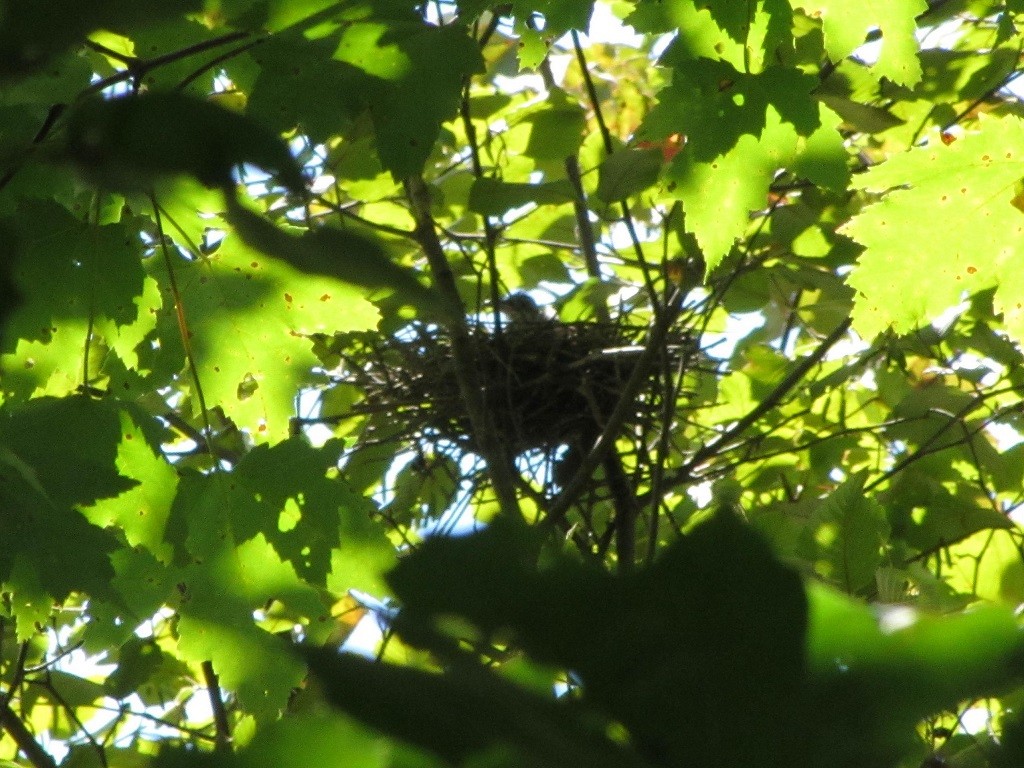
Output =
[
  {"x1": 151, "y1": 194, "x2": 215, "y2": 447},
  {"x1": 645, "y1": 348, "x2": 686, "y2": 564},
  {"x1": 458, "y1": 79, "x2": 504, "y2": 328},
  {"x1": 3, "y1": 643, "x2": 30, "y2": 705},
  {"x1": 0, "y1": 103, "x2": 65, "y2": 195},
  {"x1": 160, "y1": 410, "x2": 241, "y2": 465},
  {"x1": 33, "y1": 677, "x2": 106, "y2": 768},
  {"x1": 311, "y1": 196, "x2": 416, "y2": 239},
  {"x1": 534, "y1": 50, "x2": 606, "y2": 296},
  {"x1": 174, "y1": 38, "x2": 265, "y2": 92},
  {"x1": 569, "y1": 31, "x2": 660, "y2": 316},
  {"x1": 570, "y1": 30, "x2": 613, "y2": 152}
]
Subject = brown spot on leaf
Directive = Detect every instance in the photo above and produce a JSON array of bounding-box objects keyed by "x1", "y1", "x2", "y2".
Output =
[{"x1": 966, "y1": 266, "x2": 977, "y2": 274}]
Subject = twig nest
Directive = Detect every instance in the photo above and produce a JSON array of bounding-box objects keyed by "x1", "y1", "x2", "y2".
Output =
[{"x1": 335, "y1": 316, "x2": 691, "y2": 464}]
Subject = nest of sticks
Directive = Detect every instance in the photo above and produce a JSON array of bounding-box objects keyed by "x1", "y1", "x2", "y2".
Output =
[{"x1": 331, "y1": 314, "x2": 696, "y2": 487}]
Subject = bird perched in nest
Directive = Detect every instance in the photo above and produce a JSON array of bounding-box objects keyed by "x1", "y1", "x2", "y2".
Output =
[{"x1": 498, "y1": 292, "x2": 549, "y2": 325}]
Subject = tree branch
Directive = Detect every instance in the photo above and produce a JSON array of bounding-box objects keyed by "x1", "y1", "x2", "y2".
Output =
[
  {"x1": 201, "y1": 661, "x2": 232, "y2": 752},
  {"x1": 0, "y1": 706, "x2": 56, "y2": 768},
  {"x1": 546, "y1": 291, "x2": 685, "y2": 530},
  {"x1": 404, "y1": 175, "x2": 522, "y2": 520}
]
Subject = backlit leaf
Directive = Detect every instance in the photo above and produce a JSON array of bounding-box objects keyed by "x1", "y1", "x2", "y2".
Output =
[{"x1": 842, "y1": 115, "x2": 1024, "y2": 341}]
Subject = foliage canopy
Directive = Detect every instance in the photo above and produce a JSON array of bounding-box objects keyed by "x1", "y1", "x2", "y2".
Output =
[{"x1": 4, "y1": 1, "x2": 1024, "y2": 767}]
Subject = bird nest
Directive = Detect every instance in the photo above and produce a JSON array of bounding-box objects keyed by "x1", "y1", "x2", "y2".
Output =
[{"x1": 327, "y1": 316, "x2": 696, "y2": 476}]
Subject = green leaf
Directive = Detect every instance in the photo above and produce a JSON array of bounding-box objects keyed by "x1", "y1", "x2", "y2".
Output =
[
  {"x1": 234, "y1": 438, "x2": 394, "y2": 588},
  {"x1": 237, "y1": 715, "x2": 427, "y2": 768},
  {"x1": 0, "y1": 399, "x2": 121, "y2": 609},
  {"x1": 331, "y1": 17, "x2": 483, "y2": 176},
  {"x1": 792, "y1": 0, "x2": 927, "y2": 86},
  {"x1": 468, "y1": 178, "x2": 575, "y2": 217},
  {"x1": 805, "y1": 584, "x2": 1024, "y2": 767},
  {"x1": 0, "y1": 395, "x2": 137, "y2": 507},
  {"x1": 104, "y1": 636, "x2": 166, "y2": 700},
  {"x1": 596, "y1": 148, "x2": 662, "y2": 203},
  {"x1": 81, "y1": 404, "x2": 178, "y2": 561},
  {"x1": 388, "y1": 512, "x2": 810, "y2": 768},
  {"x1": 305, "y1": 648, "x2": 650, "y2": 768},
  {"x1": 146, "y1": 225, "x2": 379, "y2": 440},
  {"x1": 801, "y1": 475, "x2": 889, "y2": 593},
  {"x1": 842, "y1": 115, "x2": 1024, "y2": 341},
  {"x1": 3, "y1": 199, "x2": 146, "y2": 353},
  {"x1": 816, "y1": 94, "x2": 905, "y2": 134},
  {"x1": 174, "y1": 535, "x2": 314, "y2": 719},
  {"x1": 521, "y1": 94, "x2": 587, "y2": 161},
  {"x1": 653, "y1": 64, "x2": 848, "y2": 266},
  {"x1": 246, "y1": 30, "x2": 367, "y2": 143},
  {"x1": 62, "y1": 92, "x2": 306, "y2": 193}
]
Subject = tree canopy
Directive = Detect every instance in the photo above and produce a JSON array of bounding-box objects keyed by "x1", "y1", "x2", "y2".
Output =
[{"x1": 4, "y1": 1, "x2": 1024, "y2": 767}]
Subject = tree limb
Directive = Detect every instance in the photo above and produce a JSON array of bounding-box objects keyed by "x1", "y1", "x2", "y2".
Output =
[
  {"x1": 201, "y1": 660, "x2": 232, "y2": 752},
  {"x1": 0, "y1": 705, "x2": 56, "y2": 768},
  {"x1": 405, "y1": 175, "x2": 523, "y2": 520}
]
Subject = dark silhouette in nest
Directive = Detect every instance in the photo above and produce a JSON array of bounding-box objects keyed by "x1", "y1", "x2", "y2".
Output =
[{"x1": 337, "y1": 306, "x2": 691, "y2": 490}]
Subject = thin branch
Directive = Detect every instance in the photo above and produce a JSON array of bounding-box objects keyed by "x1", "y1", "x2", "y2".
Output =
[
  {"x1": 85, "y1": 31, "x2": 252, "y2": 96},
  {"x1": 646, "y1": 317, "x2": 853, "y2": 504}
]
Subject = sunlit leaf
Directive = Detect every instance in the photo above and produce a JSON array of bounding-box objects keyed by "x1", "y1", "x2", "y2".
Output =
[
  {"x1": 843, "y1": 115, "x2": 1024, "y2": 341},
  {"x1": 792, "y1": 0, "x2": 927, "y2": 86}
]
